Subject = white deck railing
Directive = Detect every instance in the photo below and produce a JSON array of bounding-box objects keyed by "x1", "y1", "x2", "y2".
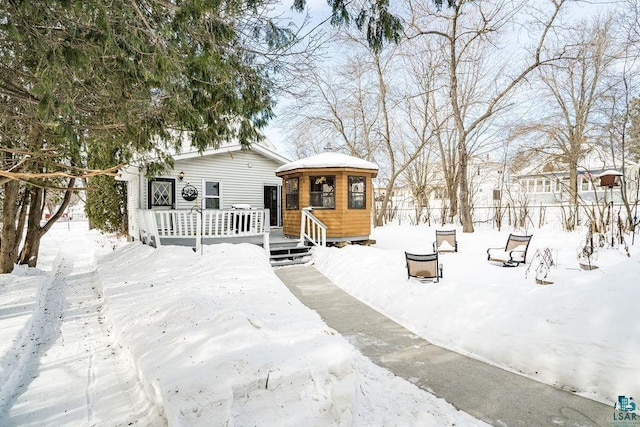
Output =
[
  {"x1": 137, "y1": 208, "x2": 270, "y2": 254},
  {"x1": 300, "y1": 208, "x2": 327, "y2": 247}
]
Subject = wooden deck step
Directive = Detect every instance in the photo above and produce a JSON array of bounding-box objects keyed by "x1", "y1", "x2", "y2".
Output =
[{"x1": 269, "y1": 243, "x2": 313, "y2": 267}]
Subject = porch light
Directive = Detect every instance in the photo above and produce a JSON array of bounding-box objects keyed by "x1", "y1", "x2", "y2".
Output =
[{"x1": 178, "y1": 171, "x2": 184, "y2": 181}]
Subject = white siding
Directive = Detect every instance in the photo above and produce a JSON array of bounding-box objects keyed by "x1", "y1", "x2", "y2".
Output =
[
  {"x1": 141, "y1": 149, "x2": 283, "y2": 210},
  {"x1": 127, "y1": 174, "x2": 140, "y2": 239}
]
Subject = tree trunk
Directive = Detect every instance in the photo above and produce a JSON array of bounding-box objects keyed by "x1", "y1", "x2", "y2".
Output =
[
  {"x1": 458, "y1": 143, "x2": 474, "y2": 232},
  {"x1": 446, "y1": 180, "x2": 458, "y2": 224},
  {"x1": 374, "y1": 53, "x2": 395, "y2": 227},
  {"x1": 18, "y1": 187, "x2": 45, "y2": 267},
  {"x1": 375, "y1": 182, "x2": 394, "y2": 226},
  {"x1": 1, "y1": 180, "x2": 21, "y2": 273},
  {"x1": 16, "y1": 180, "x2": 76, "y2": 268},
  {"x1": 447, "y1": 5, "x2": 474, "y2": 232},
  {"x1": 568, "y1": 158, "x2": 579, "y2": 231}
]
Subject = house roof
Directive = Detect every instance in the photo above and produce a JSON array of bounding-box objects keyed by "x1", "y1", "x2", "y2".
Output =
[
  {"x1": 116, "y1": 138, "x2": 290, "y2": 181},
  {"x1": 514, "y1": 144, "x2": 637, "y2": 177},
  {"x1": 172, "y1": 142, "x2": 290, "y2": 165},
  {"x1": 276, "y1": 152, "x2": 379, "y2": 173}
]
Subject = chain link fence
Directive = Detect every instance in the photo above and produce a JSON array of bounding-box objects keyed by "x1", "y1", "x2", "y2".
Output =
[{"x1": 383, "y1": 202, "x2": 635, "y2": 232}]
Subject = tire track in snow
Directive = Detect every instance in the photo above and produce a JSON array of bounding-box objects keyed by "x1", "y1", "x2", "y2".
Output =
[
  {"x1": 0, "y1": 251, "x2": 67, "y2": 419},
  {"x1": 2, "y1": 248, "x2": 166, "y2": 426},
  {"x1": 83, "y1": 260, "x2": 167, "y2": 426},
  {"x1": 84, "y1": 341, "x2": 95, "y2": 422}
]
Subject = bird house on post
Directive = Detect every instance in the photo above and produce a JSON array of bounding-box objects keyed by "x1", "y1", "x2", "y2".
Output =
[
  {"x1": 598, "y1": 170, "x2": 623, "y2": 188},
  {"x1": 598, "y1": 170, "x2": 623, "y2": 247}
]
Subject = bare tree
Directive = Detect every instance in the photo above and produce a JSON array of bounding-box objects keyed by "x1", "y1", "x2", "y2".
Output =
[
  {"x1": 609, "y1": 0, "x2": 640, "y2": 230},
  {"x1": 281, "y1": 30, "x2": 432, "y2": 226},
  {"x1": 406, "y1": 0, "x2": 567, "y2": 232},
  {"x1": 514, "y1": 14, "x2": 620, "y2": 230},
  {"x1": 281, "y1": 57, "x2": 381, "y2": 160},
  {"x1": 400, "y1": 51, "x2": 442, "y2": 225}
]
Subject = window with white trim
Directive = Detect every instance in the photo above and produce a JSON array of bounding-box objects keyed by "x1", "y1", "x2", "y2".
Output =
[
  {"x1": 522, "y1": 177, "x2": 552, "y2": 193},
  {"x1": 203, "y1": 181, "x2": 221, "y2": 209}
]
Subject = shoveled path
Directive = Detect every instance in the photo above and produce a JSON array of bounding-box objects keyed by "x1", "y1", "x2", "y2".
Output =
[{"x1": 275, "y1": 265, "x2": 610, "y2": 427}]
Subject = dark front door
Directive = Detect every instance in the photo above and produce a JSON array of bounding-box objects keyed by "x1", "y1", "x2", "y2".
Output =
[{"x1": 263, "y1": 185, "x2": 280, "y2": 227}]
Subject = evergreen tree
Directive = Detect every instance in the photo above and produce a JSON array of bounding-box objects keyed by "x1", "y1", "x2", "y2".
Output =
[
  {"x1": 85, "y1": 175, "x2": 128, "y2": 235},
  {"x1": 0, "y1": 0, "x2": 417, "y2": 272},
  {"x1": 0, "y1": 0, "x2": 283, "y2": 272}
]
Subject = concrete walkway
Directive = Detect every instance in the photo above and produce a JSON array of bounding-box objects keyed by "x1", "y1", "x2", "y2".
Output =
[{"x1": 275, "y1": 265, "x2": 610, "y2": 427}]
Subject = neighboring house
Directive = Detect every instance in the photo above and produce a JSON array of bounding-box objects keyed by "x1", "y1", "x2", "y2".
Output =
[
  {"x1": 513, "y1": 148, "x2": 638, "y2": 207},
  {"x1": 375, "y1": 147, "x2": 639, "y2": 226},
  {"x1": 468, "y1": 156, "x2": 510, "y2": 208},
  {"x1": 382, "y1": 155, "x2": 508, "y2": 212},
  {"x1": 374, "y1": 185, "x2": 413, "y2": 209},
  {"x1": 117, "y1": 139, "x2": 290, "y2": 242},
  {"x1": 509, "y1": 146, "x2": 640, "y2": 227}
]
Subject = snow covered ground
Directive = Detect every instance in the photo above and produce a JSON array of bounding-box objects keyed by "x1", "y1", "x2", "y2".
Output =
[
  {"x1": 314, "y1": 224, "x2": 640, "y2": 406},
  {"x1": 0, "y1": 220, "x2": 483, "y2": 426},
  {"x1": 1, "y1": 219, "x2": 637, "y2": 425}
]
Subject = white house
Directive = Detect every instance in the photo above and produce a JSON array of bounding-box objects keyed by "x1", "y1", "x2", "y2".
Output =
[
  {"x1": 382, "y1": 155, "x2": 508, "y2": 224},
  {"x1": 117, "y1": 139, "x2": 290, "y2": 244},
  {"x1": 514, "y1": 148, "x2": 639, "y2": 207},
  {"x1": 375, "y1": 145, "x2": 639, "y2": 228},
  {"x1": 509, "y1": 145, "x2": 640, "y2": 227}
]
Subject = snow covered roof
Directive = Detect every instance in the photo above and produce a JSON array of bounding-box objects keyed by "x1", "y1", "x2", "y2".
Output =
[
  {"x1": 171, "y1": 130, "x2": 279, "y2": 154},
  {"x1": 172, "y1": 142, "x2": 290, "y2": 165},
  {"x1": 126, "y1": 127, "x2": 288, "y2": 165},
  {"x1": 597, "y1": 169, "x2": 623, "y2": 177},
  {"x1": 276, "y1": 152, "x2": 379, "y2": 173},
  {"x1": 514, "y1": 144, "x2": 636, "y2": 176}
]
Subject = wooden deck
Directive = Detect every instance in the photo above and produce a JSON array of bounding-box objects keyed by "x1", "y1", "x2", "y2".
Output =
[
  {"x1": 158, "y1": 228, "x2": 299, "y2": 248},
  {"x1": 135, "y1": 209, "x2": 328, "y2": 258}
]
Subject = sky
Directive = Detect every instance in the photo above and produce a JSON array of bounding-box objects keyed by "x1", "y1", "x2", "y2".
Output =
[
  {"x1": 262, "y1": 0, "x2": 627, "y2": 156},
  {"x1": 1, "y1": 218, "x2": 638, "y2": 425}
]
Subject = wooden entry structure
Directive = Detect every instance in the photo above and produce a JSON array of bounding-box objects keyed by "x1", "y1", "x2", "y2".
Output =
[{"x1": 275, "y1": 152, "x2": 378, "y2": 244}]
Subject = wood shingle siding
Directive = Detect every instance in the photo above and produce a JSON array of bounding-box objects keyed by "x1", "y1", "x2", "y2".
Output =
[{"x1": 277, "y1": 166, "x2": 377, "y2": 241}]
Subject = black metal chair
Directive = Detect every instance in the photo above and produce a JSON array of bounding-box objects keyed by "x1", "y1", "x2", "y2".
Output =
[
  {"x1": 487, "y1": 234, "x2": 533, "y2": 267},
  {"x1": 433, "y1": 229, "x2": 458, "y2": 253},
  {"x1": 405, "y1": 252, "x2": 443, "y2": 282}
]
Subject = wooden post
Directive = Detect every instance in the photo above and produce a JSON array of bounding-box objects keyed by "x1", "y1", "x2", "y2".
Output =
[
  {"x1": 263, "y1": 209, "x2": 271, "y2": 258},
  {"x1": 196, "y1": 209, "x2": 202, "y2": 254},
  {"x1": 300, "y1": 209, "x2": 306, "y2": 243}
]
